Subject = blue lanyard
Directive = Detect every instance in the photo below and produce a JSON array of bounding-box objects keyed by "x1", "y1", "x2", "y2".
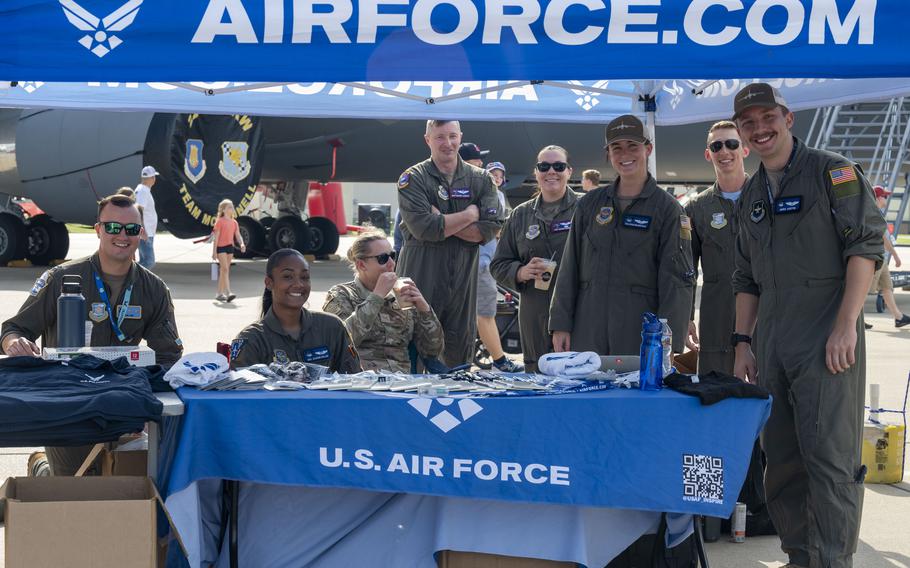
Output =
[{"x1": 93, "y1": 272, "x2": 133, "y2": 342}]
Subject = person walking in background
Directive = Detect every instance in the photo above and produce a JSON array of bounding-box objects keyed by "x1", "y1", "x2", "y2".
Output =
[
  {"x1": 867, "y1": 185, "x2": 910, "y2": 328},
  {"x1": 134, "y1": 166, "x2": 159, "y2": 270},
  {"x1": 212, "y1": 199, "x2": 245, "y2": 303}
]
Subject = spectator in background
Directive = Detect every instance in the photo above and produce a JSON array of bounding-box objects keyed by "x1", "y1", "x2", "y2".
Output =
[
  {"x1": 868, "y1": 186, "x2": 910, "y2": 328},
  {"x1": 324, "y1": 231, "x2": 444, "y2": 373},
  {"x1": 476, "y1": 161, "x2": 523, "y2": 372},
  {"x1": 134, "y1": 166, "x2": 159, "y2": 270},
  {"x1": 581, "y1": 169, "x2": 601, "y2": 192},
  {"x1": 212, "y1": 199, "x2": 245, "y2": 303}
]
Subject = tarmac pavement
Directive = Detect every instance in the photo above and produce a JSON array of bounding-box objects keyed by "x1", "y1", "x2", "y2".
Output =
[{"x1": 1, "y1": 232, "x2": 908, "y2": 567}]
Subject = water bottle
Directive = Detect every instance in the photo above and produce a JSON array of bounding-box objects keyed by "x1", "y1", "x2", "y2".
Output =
[
  {"x1": 639, "y1": 312, "x2": 663, "y2": 391},
  {"x1": 57, "y1": 275, "x2": 86, "y2": 348},
  {"x1": 660, "y1": 318, "x2": 673, "y2": 377}
]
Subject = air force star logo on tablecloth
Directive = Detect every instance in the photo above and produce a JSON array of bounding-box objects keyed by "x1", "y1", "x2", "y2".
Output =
[{"x1": 408, "y1": 397, "x2": 483, "y2": 433}]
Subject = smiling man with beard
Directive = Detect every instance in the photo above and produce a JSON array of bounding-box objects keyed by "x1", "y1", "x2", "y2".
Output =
[
  {"x1": 730, "y1": 83, "x2": 884, "y2": 568},
  {"x1": 1, "y1": 193, "x2": 183, "y2": 475}
]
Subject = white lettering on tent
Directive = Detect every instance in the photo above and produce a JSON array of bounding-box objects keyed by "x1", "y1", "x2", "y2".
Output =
[
  {"x1": 746, "y1": 0, "x2": 804, "y2": 46},
  {"x1": 808, "y1": 0, "x2": 875, "y2": 45},
  {"x1": 293, "y1": 0, "x2": 353, "y2": 43},
  {"x1": 483, "y1": 0, "x2": 541, "y2": 44},
  {"x1": 447, "y1": 81, "x2": 485, "y2": 99},
  {"x1": 192, "y1": 0, "x2": 259, "y2": 43},
  {"x1": 412, "y1": 0, "x2": 479, "y2": 45},
  {"x1": 414, "y1": 81, "x2": 446, "y2": 98},
  {"x1": 358, "y1": 0, "x2": 409, "y2": 43},
  {"x1": 684, "y1": 0, "x2": 743, "y2": 46},
  {"x1": 87, "y1": 82, "x2": 140, "y2": 88},
  {"x1": 329, "y1": 83, "x2": 366, "y2": 95},
  {"x1": 499, "y1": 82, "x2": 538, "y2": 101},
  {"x1": 287, "y1": 83, "x2": 329, "y2": 94},
  {"x1": 608, "y1": 0, "x2": 659, "y2": 44},
  {"x1": 369, "y1": 81, "x2": 414, "y2": 97},
  {"x1": 264, "y1": 0, "x2": 285, "y2": 43},
  {"x1": 544, "y1": 0, "x2": 605, "y2": 46}
]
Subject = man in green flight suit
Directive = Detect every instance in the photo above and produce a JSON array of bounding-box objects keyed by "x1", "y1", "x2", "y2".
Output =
[
  {"x1": 396, "y1": 120, "x2": 504, "y2": 367},
  {"x1": 731, "y1": 83, "x2": 884, "y2": 568}
]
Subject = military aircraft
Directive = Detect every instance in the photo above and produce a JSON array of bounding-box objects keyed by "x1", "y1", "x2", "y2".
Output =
[{"x1": 0, "y1": 108, "x2": 811, "y2": 265}]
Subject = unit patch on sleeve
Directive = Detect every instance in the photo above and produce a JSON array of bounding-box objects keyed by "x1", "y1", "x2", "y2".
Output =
[
  {"x1": 829, "y1": 166, "x2": 861, "y2": 200},
  {"x1": 397, "y1": 172, "x2": 410, "y2": 190},
  {"x1": 29, "y1": 270, "x2": 51, "y2": 297},
  {"x1": 230, "y1": 338, "x2": 246, "y2": 360}
]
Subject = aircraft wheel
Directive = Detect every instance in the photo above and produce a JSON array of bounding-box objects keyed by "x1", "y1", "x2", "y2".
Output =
[
  {"x1": 0, "y1": 213, "x2": 27, "y2": 265},
  {"x1": 25, "y1": 214, "x2": 68, "y2": 266},
  {"x1": 307, "y1": 216, "x2": 340, "y2": 257},
  {"x1": 268, "y1": 216, "x2": 311, "y2": 255},
  {"x1": 237, "y1": 216, "x2": 266, "y2": 259}
]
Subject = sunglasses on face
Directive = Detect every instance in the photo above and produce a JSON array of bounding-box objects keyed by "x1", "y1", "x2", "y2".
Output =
[
  {"x1": 536, "y1": 161, "x2": 568, "y2": 173},
  {"x1": 100, "y1": 221, "x2": 143, "y2": 236},
  {"x1": 363, "y1": 251, "x2": 397, "y2": 264},
  {"x1": 708, "y1": 139, "x2": 741, "y2": 153}
]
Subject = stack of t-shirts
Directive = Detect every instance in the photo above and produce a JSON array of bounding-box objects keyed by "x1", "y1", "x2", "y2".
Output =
[
  {"x1": 0, "y1": 355, "x2": 164, "y2": 446},
  {"x1": 664, "y1": 371, "x2": 769, "y2": 405}
]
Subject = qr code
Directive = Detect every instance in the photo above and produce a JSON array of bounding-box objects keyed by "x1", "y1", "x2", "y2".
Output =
[{"x1": 682, "y1": 454, "x2": 724, "y2": 504}]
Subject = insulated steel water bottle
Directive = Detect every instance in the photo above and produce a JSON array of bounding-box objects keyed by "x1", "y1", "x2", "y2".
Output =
[{"x1": 57, "y1": 275, "x2": 86, "y2": 348}]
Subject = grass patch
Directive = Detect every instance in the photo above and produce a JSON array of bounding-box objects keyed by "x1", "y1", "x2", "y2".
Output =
[{"x1": 66, "y1": 224, "x2": 96, "y2": 234}]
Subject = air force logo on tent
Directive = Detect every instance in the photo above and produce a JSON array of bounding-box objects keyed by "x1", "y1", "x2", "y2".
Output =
[{"x1": 59, "y1": 0, "x2": 143, "y2": 58}]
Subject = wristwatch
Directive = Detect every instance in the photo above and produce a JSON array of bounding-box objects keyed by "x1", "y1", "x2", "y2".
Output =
[{"x1": 730, "y1": 333, "x2": 752, "y2": 347}]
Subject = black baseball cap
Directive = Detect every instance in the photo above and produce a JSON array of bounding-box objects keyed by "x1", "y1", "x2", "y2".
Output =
[
  {"x1": 604, "y1": 115, "x2": 649, "y2": 146},
  {"x1": 459, "y1": 142, "x2": 490, "y2": 161},
  {"x1": 732, "y1": 83, "x2": 788, "y2": 121}
]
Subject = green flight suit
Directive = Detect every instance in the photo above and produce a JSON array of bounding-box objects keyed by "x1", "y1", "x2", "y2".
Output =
[
  {"x1": 230, "y1": 308, "x2": 362, "y2": 373},
  {"x1": 396, "y1": 157, "x2": 504, "y2": 367},
  {"x1": 733, "y1": 138, "x2": 884, "y2": 568},
  {"x1": 323, "y1": 278, "x2": 445, "y2": 373},
  {"x1": 549, "y1": 176, "x2": 695, "y2": 355},
  {"x1": 490, "y1": 189, "x2": 580, "y2": 371},
  {"x1": 685, "y1": 181, "x2": 745, "y2": 375},
  {"x1": 1, "y1": 253, "x2": 184, "y2": 476}
]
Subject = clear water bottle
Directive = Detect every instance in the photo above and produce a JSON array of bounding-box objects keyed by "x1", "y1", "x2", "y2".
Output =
[
  {"x1": 639, "y1": 312, "x2": 663, "y2": 391},
  {"x1": 57, "y1": 275, "x2": 86, "y2": 348},
  {"x1": 660, "y1": 318, "x2": 673, "y2": 378}
]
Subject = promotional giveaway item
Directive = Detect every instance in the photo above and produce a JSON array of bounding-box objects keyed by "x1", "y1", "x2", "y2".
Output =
[{"x1": 57, "y1": 275, "x2": 85, "y2": 348}]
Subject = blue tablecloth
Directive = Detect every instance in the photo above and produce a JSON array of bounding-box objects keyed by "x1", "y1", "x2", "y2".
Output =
[{"x1": 166, "y1": 387, "x2": 770, "y2": 518}]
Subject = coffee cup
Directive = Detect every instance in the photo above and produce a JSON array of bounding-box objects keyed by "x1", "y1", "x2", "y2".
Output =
[
  {"x1": 534, "y1": 259, "x2": 558, "y2": 290},
  {"x1": 393, "y1": 277, "x2": 416, "y2": 309}
]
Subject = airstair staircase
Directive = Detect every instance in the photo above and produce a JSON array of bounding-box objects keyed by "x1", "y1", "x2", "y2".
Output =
[{"x1": 808, "y1": 98, "x2": 910, "y2": 239}]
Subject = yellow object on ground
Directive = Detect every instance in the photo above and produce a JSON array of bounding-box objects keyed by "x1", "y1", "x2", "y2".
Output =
[{"x1": 862, "y1": 422, "x2": 905, "y2": 484}]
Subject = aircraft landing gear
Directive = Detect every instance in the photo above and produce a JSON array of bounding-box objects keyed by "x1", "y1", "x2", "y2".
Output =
[
  {"x1": 25, "y1": 214, "x2": 69, "y2": 266},
  {"x1": 0, "y1": 212, "x2": 27, "y2": 266},
  {"x1": 306, "y1": 216, "x2": 340, "y2": 258},
  {"x1": 236, "y1": 215, "x2": 266, "y2": 259},
  {"x1": 268, "y1": 216, "x2": 311, "y2": 255}
]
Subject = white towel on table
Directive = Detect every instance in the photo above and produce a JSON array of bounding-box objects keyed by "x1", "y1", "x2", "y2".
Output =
[{"x1": 538, "y1": 351, "x2": 601, "y2": 376}]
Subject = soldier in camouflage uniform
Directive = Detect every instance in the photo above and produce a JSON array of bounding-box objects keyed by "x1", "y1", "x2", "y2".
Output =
[{"x1": 324, "y1": 232, "x2": 444, "y2": 373}]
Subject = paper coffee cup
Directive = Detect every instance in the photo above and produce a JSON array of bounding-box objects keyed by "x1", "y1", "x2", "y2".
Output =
[
  {"x1": 394, "y1": 277, "x2": 416, "y2": 309},
  {"x1": 535, "y1": 259, "x2": 558, "y2": 290}
]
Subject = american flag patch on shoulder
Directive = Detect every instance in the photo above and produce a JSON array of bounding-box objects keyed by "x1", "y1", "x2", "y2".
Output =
[{"x1": 829, "y1": 166, "x2": 857, "y2": 185}]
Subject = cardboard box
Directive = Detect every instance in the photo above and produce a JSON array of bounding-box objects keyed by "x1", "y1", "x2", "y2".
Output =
[
  {"x1": 0, "y1": 476, "x2": 172, "y2": 568},
  {"x1": 43, "y1": 345, "x2": 156, "y2": 366},
  {"x1": 102, "y1": 449, "x2": 149, "y2": 477},
  {"x1": 437, "y1": 551, "x2": 575, "y2": 568}
]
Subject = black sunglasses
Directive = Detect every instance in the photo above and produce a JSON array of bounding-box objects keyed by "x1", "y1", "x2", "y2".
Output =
[
  {"x1": 536, "y1": 161, "x2": 568, "y2": 173},
  {"x1": 708, "y1": 139, "x2": 741, "y2": 153},
  {"x1": 363, "y1": 251, "x2": 397, "y2": 264},
  {"x1": 100, "y1": 221, "x2": 143, "y2": 236}
]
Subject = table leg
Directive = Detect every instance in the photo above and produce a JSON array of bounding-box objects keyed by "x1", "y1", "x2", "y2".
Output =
[
  {"x1": 230, "y1": 480, "x2": 239, "y2": 568},
  {"x1": 147, "y1": 420, "x2": 159, "y2": 481},
  {"x1": 693, "y1": 515, "x2": 710, "y2": 568}
]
